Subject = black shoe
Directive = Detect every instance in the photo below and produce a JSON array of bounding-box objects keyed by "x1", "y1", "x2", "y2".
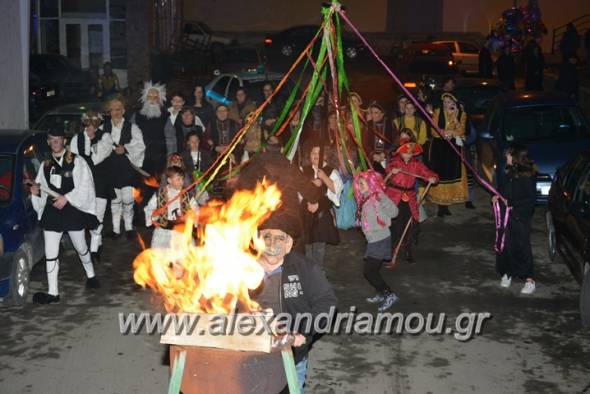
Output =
[
  {"x1": 125, "y1": 230, "x2": 136, "y2": 240},
  {"x1": 405, "y1": 249, "x2": 416, "y2": 264},
  {"x1": 465, "y1": 201, "x2": 476, "y2": 210},
  {"x1": 437, "y1": 206, "x2": 451, "y2": 217},
  {"x1": 33, "y1": 292, "x2": 60, "y2": 304},
  {"x1": 107, "y1": 231, "x2": 121, "y2": 239},
  {"x1": 86, "y1": 277, "x2": 101, "y2": 289}
]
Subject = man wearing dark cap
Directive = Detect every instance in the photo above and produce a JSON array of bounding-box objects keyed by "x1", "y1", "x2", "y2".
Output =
[
  {"x1": 230, "y1": 136, "x2": 314, "y2": 244},
  {"x1": 30, "y1": 129, "x2": 100, "y2": 304},
  {"x1": 255, "y1": 207, "x2": 337, "y2": 393}
]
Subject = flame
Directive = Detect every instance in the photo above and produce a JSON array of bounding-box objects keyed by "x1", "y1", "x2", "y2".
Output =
[
  {"x1": 133, "y1": 180, "x2": 282, "y2": 314},
  {"x1": 144, "y1": 176, "x2": 160, "y2": 188},
  {"x1": 133, "y1": 187, "x2": 143, "y2": 204}
]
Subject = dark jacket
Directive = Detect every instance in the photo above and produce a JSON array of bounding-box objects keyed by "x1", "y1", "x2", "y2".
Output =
[
  {"x1": 252, "y1": 251, "x2": 337, "y2": 364},
  {"x1": 499, "y1": 169, "x2": 536, "y2": 222},
  {"x1": 181, "y1": 148, "x2": 214, "y2": 175}
]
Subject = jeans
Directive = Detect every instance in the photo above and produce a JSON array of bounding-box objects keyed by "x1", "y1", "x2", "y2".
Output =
[
  {"x1": 295, "y1": 358, "x2": 308, "y2": 393},
  {"x1": 305, "y1": 242, "x2": 326, "y2": 266}
]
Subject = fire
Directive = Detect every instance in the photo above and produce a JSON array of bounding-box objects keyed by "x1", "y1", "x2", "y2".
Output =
[
  {"x1": 144, "y1": 176, "x2": 160, "y2": 188},
  {"x1": 133, "y1": 180, "x2": 282, "y2": 314},
  {"x1": 133, "y1": 187, "x2": 143, "y2": 204}
]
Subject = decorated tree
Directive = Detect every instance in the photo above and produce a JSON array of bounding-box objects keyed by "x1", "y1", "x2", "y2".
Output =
[{"x1": 489, "y1": 0, "x2": 547, "y2": 53}]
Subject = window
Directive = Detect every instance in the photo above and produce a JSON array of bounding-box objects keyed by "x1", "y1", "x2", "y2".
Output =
[
  {"x1": 110, "y1": 21, "x2": 127, "y2": 69},
  {"x1": 40, "y1": 0, "x2": 59, "y2": 17},
  {"x1": 564, "y1": 156, "x2": 590, "y2": 198},
  {"x1": 62, "y1": 0, "x2": 106, "y2": 14},
  {"x1": 0, "y1": 155, "x2": 15, "y2": 204},
  {"x1": 227, "y1": 78, "x2": 240, "y2": 102},
  {"x1": 459, "y1": 42, "x2": 479, "y2": 54},
  {"x1": 503, "y1": 106, "x2": 590, "y2": 142},
  {"x1": 572, "y1": 158, "x2": 590, "y2": 205},
  {"x1": 35, "y1": 114, "x2": 85, "y2": 137},
  {"x1": 210, "y1": 76, "x2": 231, "y2": 99},
  {"x1": 109, "y1": 0, "x2": 126, "y2": 19},
  {"x1": 40, "y1": 19, "x2": 60, "y2": 54}
]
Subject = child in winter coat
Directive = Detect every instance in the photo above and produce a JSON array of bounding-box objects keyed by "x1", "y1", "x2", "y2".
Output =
[
  {"x1": 353, "y1": 170, "x2": 400, "y2": 312},
  {"x1": 494, "y1": 143, "x2": 537, "y2": 294}
]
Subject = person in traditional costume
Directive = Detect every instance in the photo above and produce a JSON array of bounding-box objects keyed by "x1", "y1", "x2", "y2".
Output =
[
  {"x1": 102, "y1": 96, "x2": 145, "y2": 238},
  {"x1": 385, "y1": 139, "x2": 438, "y2": 263},
  {"x1": 98, "y1": 61, "x2": 120, "y2": 100},
  {"x1": 30, "y1": 129, "x2": 100, "y2": 304},
  {"x1": 494, "y1": 144, "x2": 537, "y2": 295},
  {"x1": 69, "y1": 111, "x2": 113, "y2": 261},
  {"x1": 300, "y1": 140, "x2": 344, "y2": 266},
  {"x1": 426, "y1": 93, "x2": 468, "y2": 217},
  {"x1": 144, "y1": 166, "x2": 201, "y2": 249},
  {"x1": 364, "y1": 101, "x2": 396, "y2": 175},
  {"x1": 393, "y1": 101, "x2": 428, "y2": 146},
  {"x1": 134, "y1": 81, "x2": 168, "y2": 177},
  {"x1": 353, "y1": 170, "x2": 399, "y2": 312}
]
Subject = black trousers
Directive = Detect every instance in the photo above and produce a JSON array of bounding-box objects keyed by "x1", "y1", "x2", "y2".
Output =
[
  {"x1": 363, "y1": 257, "x2": 391, "y2": 294},
  {"x1": 389, "y1": 201, "x2": 416, "y2": 253},
  {"x1": 496, "y1": 216, "x2": 534, "y2": 279}
]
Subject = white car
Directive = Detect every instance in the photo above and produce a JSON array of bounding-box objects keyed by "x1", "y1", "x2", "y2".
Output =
[{"x1": 432, "y1": 40, "x2": 480, "y2": 75}]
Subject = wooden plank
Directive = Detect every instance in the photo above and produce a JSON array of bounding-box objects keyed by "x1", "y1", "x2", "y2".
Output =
[{"x1": 160, "y1": 313, "x2": 278, "y2": 353}]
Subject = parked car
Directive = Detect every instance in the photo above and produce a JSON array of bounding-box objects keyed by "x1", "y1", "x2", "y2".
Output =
[
  {"x1": 205, "y1": 70, "x2": 294, "y2": 107},
  {"x1": 264, "y1": 25, "x2": 365, "y2": 60},
  {"x1": 29, "y1": 72, "x2": 59, "y2": 122},
  {"x1": 30, "y1": 54, "x2": 93, "y2": 101},
  {"x1": 0, "y1": 130, "x2": 48, "y2": 305},
  {"x1": 546, "y1": 150, "x2": 590, "y2": 326},
  {"x1": 431, "y1": 40, "x2": 480, "y2": 75},
  {"x1": 398, "y1": 43, "x2": 459, "y2": 90},
  {"x1": 213, "y1": 46, "x2": 267, "y2": 74},
  {"x1": 34, "y1": 102, "x2": 106, "y2": 138},
  {"x1": 478, "y1": 91, "x2": 590, "y2": 203},
  {"x1": 452, "y1": 78, "x2": 502, "y2": 129},
  {"x1": 177, "y1": 21, "x2": 236, "y2": 58}
]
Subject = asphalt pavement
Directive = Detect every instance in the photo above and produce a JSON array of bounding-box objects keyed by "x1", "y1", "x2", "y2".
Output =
[{"x1": 1, "y1": 187, "x2": 589, "y2": 394}]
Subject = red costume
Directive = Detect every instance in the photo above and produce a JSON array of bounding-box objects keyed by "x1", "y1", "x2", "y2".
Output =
[{"x1": 385, "y1": 155, "x2": 438, "y2": 221}]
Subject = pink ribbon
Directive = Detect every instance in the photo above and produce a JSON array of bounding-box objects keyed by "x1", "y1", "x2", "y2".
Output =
[
  {"x1": 338, "y1": 10, "x2": 510, "y2": 251},
  {"x1": 493, "y1": 200, "x2": 511, "y2": 253}
]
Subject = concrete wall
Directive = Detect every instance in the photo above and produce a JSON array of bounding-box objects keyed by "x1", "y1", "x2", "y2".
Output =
[
  {"x1": 183, "y1": 0, "x2": 387, "y2": 32},
  {"x1": 0, "y1": 0, "x2": 30, "y2": 129},
  {"x1": 442, "y1": 0, "x2": 590, "y2": 53}
]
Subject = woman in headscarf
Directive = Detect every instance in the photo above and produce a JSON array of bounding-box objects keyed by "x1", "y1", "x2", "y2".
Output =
[{"x1": 426, "y1": 93, "x2": 468, "y2": 216}]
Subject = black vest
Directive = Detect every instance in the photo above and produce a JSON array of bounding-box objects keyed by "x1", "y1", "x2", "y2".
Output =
[
  {"x1": 44, "y1": 152, "x2": 76, "y2": 195},
  {"x1": 76, "y1": 129, "x2": 107, "y2": 167},
  {"x1": 103, "y1": 118, "x2": 132, "y2": 146}
]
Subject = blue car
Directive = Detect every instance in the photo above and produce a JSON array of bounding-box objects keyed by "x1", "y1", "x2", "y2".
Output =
[
  {"x1": 0, "y1": 130, "x2": 48, "y2": 305},
  {"x1": 478, "y1": 91, "x2": 590, "y2": 204}
]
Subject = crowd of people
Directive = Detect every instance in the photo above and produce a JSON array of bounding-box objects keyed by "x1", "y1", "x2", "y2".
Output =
[{"x1": 27, "y1": 75, "x2": 544, "y2": 391}]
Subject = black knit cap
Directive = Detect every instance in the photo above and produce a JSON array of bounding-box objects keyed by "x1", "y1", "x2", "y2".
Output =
[
  {"x1": 47, "y1": 128, "x2": 66, "y2": 137},
  {"x1": 259, "y1": 206, "x2": 302, "y2": 239}
]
